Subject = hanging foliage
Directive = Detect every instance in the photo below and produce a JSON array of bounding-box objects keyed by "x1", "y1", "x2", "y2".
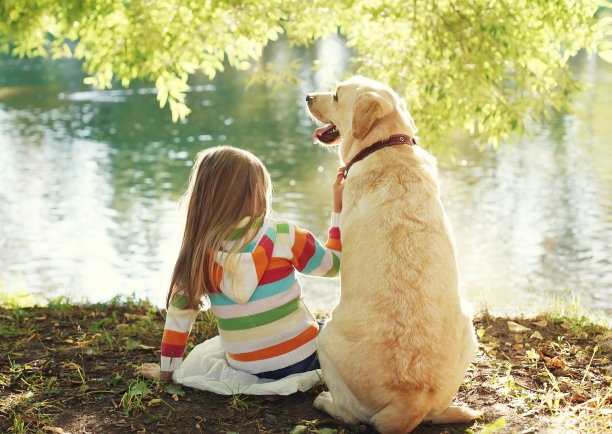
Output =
[{"x1": 0, "y1": 0, "x2": 611, "y2": 150}]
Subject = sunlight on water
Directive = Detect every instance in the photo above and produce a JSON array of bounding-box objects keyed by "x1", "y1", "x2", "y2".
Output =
[{"x1": 0, "y1": 42, "x2": 610, "y2": 316}]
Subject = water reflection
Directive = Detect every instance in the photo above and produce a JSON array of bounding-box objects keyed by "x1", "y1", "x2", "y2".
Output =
[
  {"x1": 442, "y1": 53, "x2": 612, "y2": 313},
  {"x1": 0, "y1": 43, "x2": 610, "y2": 315}
]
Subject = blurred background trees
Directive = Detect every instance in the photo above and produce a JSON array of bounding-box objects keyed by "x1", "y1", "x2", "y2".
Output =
[{"x1": 1, "y1": 0, "x2": 611, "y2": 150}]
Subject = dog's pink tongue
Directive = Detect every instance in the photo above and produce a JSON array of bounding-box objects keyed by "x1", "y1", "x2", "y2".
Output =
[{"x1": 312, "y1": 124, "x2": 334, "y2": 143}]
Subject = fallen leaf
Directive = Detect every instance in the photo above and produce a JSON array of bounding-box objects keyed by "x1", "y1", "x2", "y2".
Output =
[
  {"x1": 172, "y1": 393, "x2": 179, "y2": 401},
  {"x1": 570, "y1": 393, "x2": 589, "y2": 403},
  {"x1": 264, "y1": 395, "x2": 281, "y2": 402},
  {"x1": 559, "y1": 323, "x2": 571, "y2": 331},
  {"x1": 507, "y1": 321, "x2": 531, "y2": 332},
  {"x1": 530, "y1": 331, "x2": 544, "y2": 340},
  {"x1": 484, "y1": 346, "x2": 498, "y2": 356},
  {"x1": 42, "y1": 427, "x2": 65, "y2": 433},
  {"x1": 532, "y1": 319, "x2": 548, "y2": 327},
  {"x1": 148, "y1": 398, "x2": 161, "y2": 407},
  {"x1": 125, "y1": 313, "x2": 148, "y2": 321},
  {"x1": 546, "y1": 356, "x2": 567, "y2": 370},
  {"x1": 579, "y1": 398, "x2": 600, "y2": 408},
  {"x1": 539, "y1": 346, "x2": 555, "y2": 358}
]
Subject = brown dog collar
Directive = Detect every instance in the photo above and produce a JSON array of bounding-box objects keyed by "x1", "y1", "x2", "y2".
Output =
[{"x1": 340, "y1": 134, "x2": 417, "y2": 178}]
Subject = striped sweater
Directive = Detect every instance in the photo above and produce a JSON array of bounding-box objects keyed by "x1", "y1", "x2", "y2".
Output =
[{"x1": 161, "y1": 213, "x2": 341, "y2": 376}]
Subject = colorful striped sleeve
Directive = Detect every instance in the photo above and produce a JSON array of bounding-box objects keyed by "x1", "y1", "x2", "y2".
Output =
[
  {"x1": 290, "y1": 212, "x2": 341, "y2": 277},
  {"x1": 160, "y1": 291, "x2": 200, "y2": 376}
]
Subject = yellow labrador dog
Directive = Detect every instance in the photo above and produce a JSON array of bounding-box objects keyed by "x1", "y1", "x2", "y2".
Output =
[{"x1": 306, "y1": 76, "x2": 479, "y2": 433}]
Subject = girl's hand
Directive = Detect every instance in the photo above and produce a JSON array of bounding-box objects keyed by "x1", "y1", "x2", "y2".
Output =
[
  {"x1": 333, "y1": 168, "x2": 345, "y2": 213},
  {"x1": 135, "y1": 363, "x2": 160, "y2": 380}
]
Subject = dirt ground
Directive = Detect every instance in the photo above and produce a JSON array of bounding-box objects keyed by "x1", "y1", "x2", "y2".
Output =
[{"x1": 1, "y1": 300, "x2": 611, "y2": 433}]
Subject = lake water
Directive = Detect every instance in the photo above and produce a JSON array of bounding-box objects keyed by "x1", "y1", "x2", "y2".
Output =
[{"x1": 0, "y1": 39, "x2": 611, "y2": 316}]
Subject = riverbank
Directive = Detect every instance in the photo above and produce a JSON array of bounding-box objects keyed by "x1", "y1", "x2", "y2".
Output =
[{"x1": 1, "y1": 297, "x2": 610, "y2": 433}]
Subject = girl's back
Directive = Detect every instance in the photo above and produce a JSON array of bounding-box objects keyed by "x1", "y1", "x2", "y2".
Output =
[{"x1": 153, "y1": 146, "x2": 343, "y2": 382}]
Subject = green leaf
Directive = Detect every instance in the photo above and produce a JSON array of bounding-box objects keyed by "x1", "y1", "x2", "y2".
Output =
[
  {"x1": 480, "y1": 417, "x2": 506, "y2": 434},
  {"x1": 599, "y1": 50, "x2": 612, "y2": 64},
  {"x1": 89, "y1": 317, "x2": 112, "y2": 330},
  {"x1": 62, "y1": 43, "x2": 72, "y2": 57},
  {"x1": 129, "y1": 380, "x2": 152, "y2": 396},
  {"x1": 124, "y1": 339, "x2": 139, "y2": 351},
  {"x1": 164, "y1": 384, "x2": 185, "y2": 396}
]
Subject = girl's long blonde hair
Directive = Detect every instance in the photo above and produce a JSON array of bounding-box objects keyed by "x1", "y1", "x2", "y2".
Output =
[{"x1": 167, "y1": 146, "x2": 272, "y2": 309}]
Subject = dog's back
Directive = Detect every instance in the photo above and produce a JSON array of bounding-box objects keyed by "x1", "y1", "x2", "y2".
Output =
[{"x1": 319, "y1": 146, "x2": 476, "y2": 429}]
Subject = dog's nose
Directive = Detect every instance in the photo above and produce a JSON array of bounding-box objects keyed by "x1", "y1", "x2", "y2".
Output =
[{"x1": 306, "y1": 94, "x2": 313, "y2": 104}]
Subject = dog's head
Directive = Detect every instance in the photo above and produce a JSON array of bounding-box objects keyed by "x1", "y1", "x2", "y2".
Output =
[{"x1": 306, "y1": 76, "x2": 417, "y2": 162}]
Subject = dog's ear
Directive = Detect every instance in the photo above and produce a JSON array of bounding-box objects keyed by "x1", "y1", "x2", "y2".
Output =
[{"x1": 352, "y1": 91, "x2": 393, "y2": 139}]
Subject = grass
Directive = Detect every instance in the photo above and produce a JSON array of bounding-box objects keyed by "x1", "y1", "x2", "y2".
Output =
[
  {"x1": 0, "y1": 296, "x2": 179, "y2": 431},
  {"x1": 473, "y1": 299, "x2": 612, "y2": 433},
  {"x1": 541, "y1": 292, "x2": 611, "y2": 328},
  {"x1": 0, "y1": 292, "x2": 610, "y2": 433},
  {"x1": 0, "y1": 282, "x2": 40, "y2": 308}
]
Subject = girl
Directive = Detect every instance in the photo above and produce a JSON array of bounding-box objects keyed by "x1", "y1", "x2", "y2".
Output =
[{"x1": 137, "y1": 146, "x2": 342, "y2": 381}]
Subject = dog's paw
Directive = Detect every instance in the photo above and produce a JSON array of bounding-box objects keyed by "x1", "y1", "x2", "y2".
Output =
[
  {"x1": 314, "y1": 391, "x2": 361, "y2": 425},
  {"x1": 314, "y1": 391, "x2": 332, "y2": 411}
]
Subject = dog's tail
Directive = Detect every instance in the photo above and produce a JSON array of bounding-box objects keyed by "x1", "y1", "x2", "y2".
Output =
[
  {"x1": 370, "y1": 399, "x2": 430, "y2": 434},
  {"x1": 424, "y1": 405, "x2": 482, "y2": 424},
  {"x1": 370, "y1": 389, "x2": 481, "y2": 433}
]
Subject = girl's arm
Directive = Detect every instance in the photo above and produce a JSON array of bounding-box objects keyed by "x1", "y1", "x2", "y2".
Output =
[
  {"x1": 290, "y1": 171, "x2": 343, "y2": 277},
  {"x1": 333, "y1": 168, "x2": 343, "y2": 214},
  {"x1": 159, "y1": 291, "x2": 200, "y2": 381},
  {"x1": 290, "y1": 214, "x2": 341, "y2": 278}
]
